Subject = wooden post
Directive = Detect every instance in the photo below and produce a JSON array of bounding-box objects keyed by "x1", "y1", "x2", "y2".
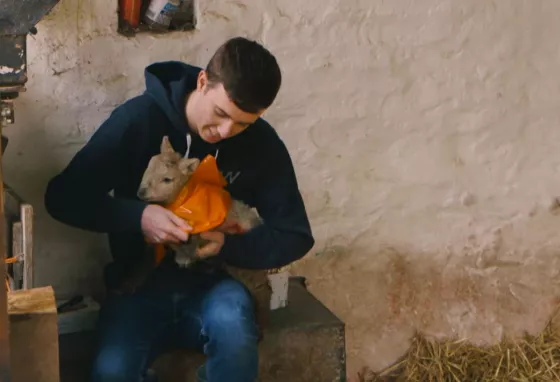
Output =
[{"x1": 0, "y1": 120, "x2": 11, "y2": 381}]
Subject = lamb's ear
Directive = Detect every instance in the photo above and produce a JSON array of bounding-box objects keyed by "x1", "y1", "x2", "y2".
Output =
[
  {"x1": 160, "y1": 136, "x2": 174, "y2": 154},
  {"x1": 179, "y1": 157, "x2": 200, "y2": 174}
]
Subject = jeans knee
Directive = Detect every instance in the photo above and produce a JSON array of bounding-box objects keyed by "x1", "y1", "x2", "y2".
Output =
[
  {"x1": 205, "y1": 282, "x2": 253, "y2": 324},
  {"x1": 202, "y1": 280, "x2": 259, "y2": 347}
]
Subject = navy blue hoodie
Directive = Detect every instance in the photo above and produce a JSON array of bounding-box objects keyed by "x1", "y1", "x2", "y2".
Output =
[{"x1": 44, "y1": 61, "x2": 314, "y2": 290}]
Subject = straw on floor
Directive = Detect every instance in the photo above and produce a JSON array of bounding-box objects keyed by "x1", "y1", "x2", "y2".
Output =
[{"x1": 358, "y1": 317, "x2": 560, "y2": 382}]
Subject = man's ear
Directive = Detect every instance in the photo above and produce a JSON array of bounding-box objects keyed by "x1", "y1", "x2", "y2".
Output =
[
  {"x1": 179, "y1": 157, "x2": 200, "y2": 174},
  {"x1": 160, "y1": 136, "x2": 174, "y2": 154},
  {"x1": 197, "y1": 70, "x2": 208, "y2": 92}
]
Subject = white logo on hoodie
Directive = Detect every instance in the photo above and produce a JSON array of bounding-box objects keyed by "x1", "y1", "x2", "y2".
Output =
[{"x1": 223, "y1": 171, "x2": 241, "y2": 184}]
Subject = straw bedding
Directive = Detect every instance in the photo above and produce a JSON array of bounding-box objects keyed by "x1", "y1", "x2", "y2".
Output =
[{"x1": 358, "y1": 316, "x2": 560, "y2": 382}]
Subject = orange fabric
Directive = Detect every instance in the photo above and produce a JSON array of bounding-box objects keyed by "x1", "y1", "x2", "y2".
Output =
[{"x1": 153, "y1": 155, "x2": 232, "y2": 265}]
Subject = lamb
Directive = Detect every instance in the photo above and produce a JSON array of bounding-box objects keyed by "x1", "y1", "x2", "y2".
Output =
[{"x1": 135, "y1": 135, "x2": 272, "y2": 335}]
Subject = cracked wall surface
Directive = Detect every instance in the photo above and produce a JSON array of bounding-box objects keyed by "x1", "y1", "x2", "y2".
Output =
[{"x1": 6, "y1": 0, "x2": 560, "y2": 377}]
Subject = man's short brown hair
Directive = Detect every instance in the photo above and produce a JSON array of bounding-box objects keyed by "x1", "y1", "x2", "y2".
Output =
[{"x1": 206, "y1": 37, "x2": 282, "y2": 114}]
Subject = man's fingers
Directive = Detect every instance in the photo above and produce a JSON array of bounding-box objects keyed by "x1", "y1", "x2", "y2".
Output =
[
  {"x1": 199, "y1": 231, "x2": 222, "y2": 241},
  {"x1": 167, "y1": 226, "x2": 189, "y2": 242},
  {"x1": 218, "y1": 218, "x2": 241, "y2": 233},
  {"x1": 196, "y1": 242, "x2": 221, "y2": 258},
  {"x1": 157, "y1": 211, "x2": 190, "y2": 242},
  {"x1": 196, "y1": 231, "x2": 225, "y2": 258},
  {"x1": 167, "y1": 211, "x2": 192, "y2": 232}
]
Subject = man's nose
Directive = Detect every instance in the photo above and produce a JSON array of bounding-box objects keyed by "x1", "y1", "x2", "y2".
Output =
[{"x1": 218, "y1": 121, "x2": 234, "y2": 138}]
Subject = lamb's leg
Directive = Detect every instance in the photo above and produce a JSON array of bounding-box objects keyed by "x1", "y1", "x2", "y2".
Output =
[
  {"x1": 171, "y1": 234, "x2": 202, "y2": 268},
  {"x1": 222, "y1": 200, "x2": 263, "y2": 232}
]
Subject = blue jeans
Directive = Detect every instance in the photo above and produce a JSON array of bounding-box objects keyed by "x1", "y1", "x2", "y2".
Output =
[{"x1": 89, "y1": 277, "x2": 259, "y2": 382}]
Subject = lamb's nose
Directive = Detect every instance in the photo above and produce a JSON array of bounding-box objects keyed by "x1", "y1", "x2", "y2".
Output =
[{"x1": 137, "y1": 188, "x2": 147, "y2": 199}]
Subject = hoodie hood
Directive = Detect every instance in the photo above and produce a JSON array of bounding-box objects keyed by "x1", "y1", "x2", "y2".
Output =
[
  {"x1": 144, "y1": 61, "x2": 230, "y2": 157},
  {"x1": 144, "y1": 61, "x2": 199, "y2": 133}
]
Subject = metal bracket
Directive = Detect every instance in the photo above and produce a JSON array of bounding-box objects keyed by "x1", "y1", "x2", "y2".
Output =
[{"x1": 0, "y1": 101, "x2": 14, "y2": 126}]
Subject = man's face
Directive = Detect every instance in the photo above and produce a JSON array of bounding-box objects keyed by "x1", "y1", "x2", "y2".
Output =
[{"x1": 189, "y1": 71, "x2": 264, "y2": 144}]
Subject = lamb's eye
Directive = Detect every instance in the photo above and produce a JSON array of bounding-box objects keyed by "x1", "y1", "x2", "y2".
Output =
[{"x1": 163, "y1": 177, "x2": 173, "y2": 183}]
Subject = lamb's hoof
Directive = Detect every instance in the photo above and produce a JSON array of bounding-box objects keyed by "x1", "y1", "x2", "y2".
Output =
[{"x1": 175, "y1": 256, "x2": 193, "y2": 268}]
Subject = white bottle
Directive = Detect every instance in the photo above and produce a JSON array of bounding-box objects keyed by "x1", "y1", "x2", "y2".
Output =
[{"x1": 144, "y1": 0, "x2": 181, "y2": 30}]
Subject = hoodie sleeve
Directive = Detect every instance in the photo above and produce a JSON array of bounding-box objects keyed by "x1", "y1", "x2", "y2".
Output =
[
  {"x1": 218, "y1": 140, "x2": 315, "y2": 270},
  {"x1": 44, "y1": 104, "x2": 148, "y2": 233}
]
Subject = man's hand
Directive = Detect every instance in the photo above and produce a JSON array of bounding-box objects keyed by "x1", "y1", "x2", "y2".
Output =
[
  {"x1": 218, "y1": 215, "x2": 245, "y2": 234},
  {"x1": 196, "y1": 231, "x2": 225, "y2": 258},
  {"x1": 196, "y1": 219, "x2": 249, "y2": 259},
  {"x1": 141, "y1": 205, "x2": 191, "y2": 244}
]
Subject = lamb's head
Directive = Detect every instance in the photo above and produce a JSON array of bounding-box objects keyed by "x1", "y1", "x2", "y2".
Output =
[{"x1": 137, "y1": 136, "x2": 200, "y2": 204}]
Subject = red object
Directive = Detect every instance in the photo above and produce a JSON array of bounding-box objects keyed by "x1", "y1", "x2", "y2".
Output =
[{"x1": 120, "y1": 0, "x2": 142, "y2": 28}]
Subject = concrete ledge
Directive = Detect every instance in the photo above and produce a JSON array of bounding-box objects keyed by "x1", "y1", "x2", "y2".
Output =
[{"x1": 59, "y1": 277, "x2": 346, "y2": 382}]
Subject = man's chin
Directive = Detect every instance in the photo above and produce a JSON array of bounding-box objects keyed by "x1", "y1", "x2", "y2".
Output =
[{"x1": 201, "y1": 133, "x2": 222, "y2": 144}]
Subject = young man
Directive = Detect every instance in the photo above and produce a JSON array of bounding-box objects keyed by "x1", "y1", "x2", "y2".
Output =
[{"x1": 44, "y1": 37, "x2": 314, "y2": 382}]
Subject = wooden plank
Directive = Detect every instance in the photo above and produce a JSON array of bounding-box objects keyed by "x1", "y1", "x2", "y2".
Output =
[
  {"x1": 11, "y1": 222, "x2": 22, "y2": 290},
  {"x1": 0, "y1": 121, "x2": 11, "y2": 381},
  {"x1": 21, "y1": 205, "x2": 32, "y2": 290},
  {"x1": 7, "y1": 286, "x2": 56, "y2": 315},
  {"x1": 8, "y1": 286, "x2": 60, "y2": 382}
]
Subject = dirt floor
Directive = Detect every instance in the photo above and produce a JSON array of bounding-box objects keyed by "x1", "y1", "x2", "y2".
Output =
[{"x1": 293, "y1": 230, "x2": 560, "y2": 379}]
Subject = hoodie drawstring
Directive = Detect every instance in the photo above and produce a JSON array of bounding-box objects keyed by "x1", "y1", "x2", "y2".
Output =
[
  {"x1": 184, "y1": 133, "x2": 192, "y2": 159},
  {"x1": 184, "y1": 133, "x2": 220, "y2": 161}
]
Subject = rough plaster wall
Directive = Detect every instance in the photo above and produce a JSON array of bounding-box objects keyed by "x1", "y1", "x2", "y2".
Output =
[{"x1": 6, "y1": 0, "x2": 560, "y2": 377}]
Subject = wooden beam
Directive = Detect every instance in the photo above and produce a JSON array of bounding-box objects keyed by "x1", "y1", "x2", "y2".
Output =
[
  {"x1": 8, "y1": 286, "x2": 59, "y2": 382},
  {"x1": 0, "y1": 120, "x2": 11, "y2": 381}
]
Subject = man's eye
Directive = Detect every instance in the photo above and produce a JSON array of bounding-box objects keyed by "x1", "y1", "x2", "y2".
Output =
[{"x1": 163, "y1": 177, "x2": 173, "y2": 183}]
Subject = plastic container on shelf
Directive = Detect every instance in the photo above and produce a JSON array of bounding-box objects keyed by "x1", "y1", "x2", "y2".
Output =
[{"x1": 143, "y1": 0, "x2": 181, "y2": 31}]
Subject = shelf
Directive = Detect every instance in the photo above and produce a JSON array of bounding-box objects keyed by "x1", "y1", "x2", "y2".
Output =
[{"x1": 117, "y1": 0, "x2": 196, "y2": 37}]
